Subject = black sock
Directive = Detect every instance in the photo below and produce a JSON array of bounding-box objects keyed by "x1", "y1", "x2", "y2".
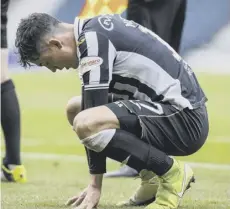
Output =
[
  {"x1": 104, "y1": 129, "x2": 173, "y2": 176},
  {"x1": 105, "y1": 144, "x2": 146, "y2": 173},
  {"x1": 1, "y1": 80, "x2": 21, "y2": 165}
]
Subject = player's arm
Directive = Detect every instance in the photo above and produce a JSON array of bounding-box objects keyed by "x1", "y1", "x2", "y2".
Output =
[
  {"x1": 80, "y1": 85, "x2": 107, "y2": 177},
  {"x1": 78, "y1": 31, "x2": 116, "y2": 185},
  {"x1": 79, "y1": 31, "x2": 115, "y2": 108}
]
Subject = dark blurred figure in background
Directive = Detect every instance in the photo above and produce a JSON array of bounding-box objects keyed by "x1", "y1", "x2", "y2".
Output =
[
  {"x1": 105, "y1": 0, "x2": 187, "y2": 178},
  {"x1": 1, "y1": 0, "x2": 26, "y2": 183},
  {"x1": 128, "y1": 0, "x2": 186, "y2": 52}
]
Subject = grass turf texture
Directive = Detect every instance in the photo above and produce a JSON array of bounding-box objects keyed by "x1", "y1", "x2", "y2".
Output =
[
  {"x1": 2, "y1": 158, "x2": 230, "y2": 209},
  {"x1": 1, "y1": 70, "x2": 230, "y2": 209}
]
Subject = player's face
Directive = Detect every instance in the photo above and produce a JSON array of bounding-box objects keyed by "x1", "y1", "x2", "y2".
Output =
[{"x1": 35, "y1": 39, "x2": 78, "y2": 72}]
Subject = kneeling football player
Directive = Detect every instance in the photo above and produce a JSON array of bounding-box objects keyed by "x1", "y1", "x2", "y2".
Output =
[{"x1": 15, "y1": 13, "x2": 209, "y2": 209}]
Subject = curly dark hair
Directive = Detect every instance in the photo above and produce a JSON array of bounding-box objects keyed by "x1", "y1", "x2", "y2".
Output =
[{"x1": 15, "y1": 13, "x2": 60, "y2": 68}]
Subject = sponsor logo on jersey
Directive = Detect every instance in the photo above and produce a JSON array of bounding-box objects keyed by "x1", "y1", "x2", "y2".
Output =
[
  {"x1": 98, "y1": 15, "x2": 114, "y2": 31},
  {"x1": 79, "y1": 56, "x2": 103, "y2": 75}
]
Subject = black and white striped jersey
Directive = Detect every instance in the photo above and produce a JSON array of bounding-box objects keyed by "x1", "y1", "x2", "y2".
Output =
[{"x1": 74, "y1": 14, "x2": 207, "y2": 110}]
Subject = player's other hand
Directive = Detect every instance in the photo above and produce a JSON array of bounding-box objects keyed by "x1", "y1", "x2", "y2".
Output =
[{"x1": 65, "y1": 184, "x2": 101, "y2": 209}]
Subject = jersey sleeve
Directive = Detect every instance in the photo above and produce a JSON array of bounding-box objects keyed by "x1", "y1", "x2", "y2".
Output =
[{"x1": 78, "y1": 31, "x2": 116, "y2": 109}]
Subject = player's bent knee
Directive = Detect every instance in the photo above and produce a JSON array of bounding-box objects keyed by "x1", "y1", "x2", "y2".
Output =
[
  {"x1": 66, "y1": 96, "x2": 82, "y2": 125},
  {"x1": 66, "y1": 96, "x2": 81, "y2": 113},
  {"x1": 73, "y1": 106, "x2": 120, "y2": 139},
  {"x1": 73, "y1": 111, "x2": 95, "y2": 139}
]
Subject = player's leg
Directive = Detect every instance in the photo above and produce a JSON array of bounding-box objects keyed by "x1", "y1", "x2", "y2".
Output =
[
  {"x1": 73, "y1": 100, "x2": 208, "y2": 209},
  {"x1": 71, "y1": 102, "x2": 165, "y2": 206},
  {"x1": 72, "y1": 102, "x2": 171, "y2": 206},
  {"x1": 73, "y1": 103, "x2": 175, "y2": 173},
  {"x1": 66, "y1": 95, "x2": 138, "y2": 177},
  {"x1": 110, "y1": 100, "x2": 208, "y2": 209},
  {"x1": 101, "y1": 101, "x2": 186, "y2": 208},
  {"x1": 1, "y1": 0, "x2": 26, "y2": 183}
]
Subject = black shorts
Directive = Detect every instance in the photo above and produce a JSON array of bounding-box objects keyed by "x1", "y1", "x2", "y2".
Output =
[
  {"x1": 1, "y1": 0, "x2": 10, "y2": 48},
  {"x1": 106, "y1": 100, "x2": 209, "y2": 156}
]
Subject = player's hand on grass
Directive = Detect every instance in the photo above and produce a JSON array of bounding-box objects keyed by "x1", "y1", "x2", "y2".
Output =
[
  {"x1": 65, "y1": 187, "x2": 88, "y2": 207},
  {"x1": 66, "y1": 184, "x2": 101, "y2": 209},
  {"x1": 76, "y1": 184, "x2": 101, "y2": 209}
]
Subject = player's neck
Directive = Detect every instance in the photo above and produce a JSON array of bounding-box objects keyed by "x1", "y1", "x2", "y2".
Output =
[{"x1": 55, "y1": 23, "x2": 74, "y2": 34}]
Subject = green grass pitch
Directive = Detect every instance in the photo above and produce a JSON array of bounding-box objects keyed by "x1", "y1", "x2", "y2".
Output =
[{"x1": 1, "y1": 70, "x2": 230, "y2": 209}]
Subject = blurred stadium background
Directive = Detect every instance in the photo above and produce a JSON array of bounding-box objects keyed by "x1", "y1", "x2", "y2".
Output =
[
  {"x1": 7, "y1": 0, "x2": 230, "y2": 71},
  {"x1": 2, "y1": 1, "x2": 230, "y2": 209}
]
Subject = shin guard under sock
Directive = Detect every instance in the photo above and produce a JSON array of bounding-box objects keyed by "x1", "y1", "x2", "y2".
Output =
[{"x1": 104, "y1": 129, "x2": 173, "y2": 176}]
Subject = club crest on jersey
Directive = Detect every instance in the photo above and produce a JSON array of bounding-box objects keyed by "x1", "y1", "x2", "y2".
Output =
[
  {"x1": 79, "y1": 57, "x2": 103, "y2": 75},
  {"x1": 98, "y1": 15, "x2": 114, "y2": 31}
]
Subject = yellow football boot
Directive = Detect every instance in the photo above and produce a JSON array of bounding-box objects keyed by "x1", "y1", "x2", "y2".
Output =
[
  {"x1": 1, "y1": 164, "x2": 27, "y2": 183},
  {"x1": 146, "y1": 159, "x2": 195, "y2": 209},
  {"x1": 117, "y1": 169, "x2": 159, "y2": 207}
]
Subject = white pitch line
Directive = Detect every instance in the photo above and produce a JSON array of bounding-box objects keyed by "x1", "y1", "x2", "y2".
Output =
[
  {"x1": 208, "y1": 137, "x2": 230, "y2": 143},
  {"x1": 21, "y1": 152, "x2": 230, "y2": 171},
  {"x1": 22, "y1": 152, "x2": 85, "y2": 162}
]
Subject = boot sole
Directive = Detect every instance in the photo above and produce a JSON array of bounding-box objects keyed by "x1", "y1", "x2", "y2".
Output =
[{"x1": 132, "y1": 196, "x2": 156, "y2": 206}]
